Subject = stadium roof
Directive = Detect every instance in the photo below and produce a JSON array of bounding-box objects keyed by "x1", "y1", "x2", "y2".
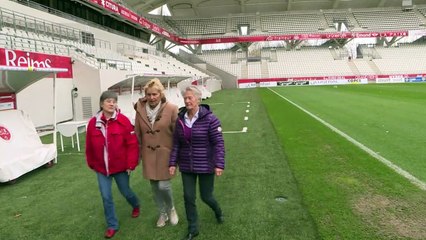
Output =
[{"x1": 124, "y1": 0, "x2": 426, "y2": 17}]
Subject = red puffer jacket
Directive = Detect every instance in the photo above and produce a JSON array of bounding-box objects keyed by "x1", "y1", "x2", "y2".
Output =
[{"x1": 85, "y1": 112, "x2": 139, "y2": 175}]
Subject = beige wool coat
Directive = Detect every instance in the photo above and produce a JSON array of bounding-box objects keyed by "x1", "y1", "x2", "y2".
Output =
[{"x1": 134, "y1": 97, "x2": 178, "y2": 180}]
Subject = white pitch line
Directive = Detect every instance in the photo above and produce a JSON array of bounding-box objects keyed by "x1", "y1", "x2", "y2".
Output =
[
  {"x1": 268, "y1": 88, "x2": 426, "y2": 191},
  {"x1": 223, "y1": 127, "x2": 248, "y2": 134},
  {"x1": 246, "y1": 110, "x2": 250, "y2": 113},
  {"x1": 58, "y1": 152, "x2": 85, "y2": 156},
  {"x1": 244, "y1": 116, "x2": 248, "y2": 121},
  {"x1": 247, "y1": 105, "x2": 250, "y2": 108}
]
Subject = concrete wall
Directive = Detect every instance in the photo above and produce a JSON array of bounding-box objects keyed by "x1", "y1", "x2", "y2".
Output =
[
  {"x1": 16, "y1": 78, "x2": 73, "y2": 127},
  {"x1": 72, "y1": 59, "x2": 100, "y2": 121}
]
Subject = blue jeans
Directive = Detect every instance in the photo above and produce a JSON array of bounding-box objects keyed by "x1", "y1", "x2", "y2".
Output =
[{"x1": 96, "y1": 172, "x2": 140, "y2": 230}]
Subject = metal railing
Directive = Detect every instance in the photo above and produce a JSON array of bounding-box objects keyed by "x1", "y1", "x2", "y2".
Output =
[
  {"x1": 11, "y1": 0, "x2": 148, "y2": 47},
  {"x1": 3, "y1": 1, "x2": 113, "y2": 48}
]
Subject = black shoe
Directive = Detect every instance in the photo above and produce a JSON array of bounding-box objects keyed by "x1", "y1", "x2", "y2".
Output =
[
  {"x1": 216, "y1": 215, "x2": 224, "y2": 224},
  {"x1": 181, "y1": 232, "x2": 199, "y2": 240}
]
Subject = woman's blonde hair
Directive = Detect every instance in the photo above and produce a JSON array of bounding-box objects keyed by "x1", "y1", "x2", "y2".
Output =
[{"x1": 143, "y1": 78, "x2": 165, "y2": 96}]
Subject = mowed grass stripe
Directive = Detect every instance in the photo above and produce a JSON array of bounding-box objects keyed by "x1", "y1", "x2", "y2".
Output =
[
  {"x1": 268, "y1": 87, "x2": 426, "y2": 191},
  {"x1": 267, "y1": 84, "x2": 426, "y2": 183},
  {"x1": 259, "y1": 87, "x2": 426, "y2": 239},
  {"x1": 203, "y1": 89, "x2": 318, "y2": 239}
]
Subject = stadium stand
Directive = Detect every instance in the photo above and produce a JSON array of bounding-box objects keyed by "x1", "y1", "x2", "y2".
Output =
[
  {"x1": 199, "y1": 47, "x2": 359, "y2": 78},
  {"x1": 353, "y1": 9, "x2": 425, "y2": 30},
  {"x1": 0, "y1": 5, "x2": 208, "y2": 77},
  {"x1": 271, "y1": 47, "x2": 353, "y2": 77},
  {"x1": 373, "y1": 44, "x2": 426, "y2": 74},
  {"x1": 197, "y1": 50, "x2": 241, "y2": 77},
  {"x1": 323, "y1": 12, "x2": 355, "y2": 29},
  {"x1": 260, "y1": 13, "x2": 326, "y2": 34},
  {"x1": 351, "y1": 59, "x2": 379, "y2": 75},
  {"x1": 171, "y1": 18, "x2": 227, "y2": 36},
  {"x1": 229, "y1": 15, "x2": 257, "y2": 33},
  {"x1": 145, "y1": 15, "x2": 181, "y2": 35}
]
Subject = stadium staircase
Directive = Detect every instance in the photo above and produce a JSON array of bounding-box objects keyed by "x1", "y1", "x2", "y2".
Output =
[
  {"x1": 241, "y1": 61, "x2": 248, "y2": 79},
  {"x1": 178, "y1": 50, "x2": 237, "y2": 88},
  {"x1": 168, "y1": 51, "x2": 214, "y2": 78},
  {"x1": 346, "y1": 10, "x2": 363, "y2": 30},
  {"x1": 261, "y1": 60, "x2": 269, "y2": 78},
  {"x1": 367, "y1": 61, "x2": 382, "y2": 75},
  {"x1": 414, "y1": 8, "x2": 426, "y2": 24},
  {"x1": 347, "y1": 61, "x2": 360, "y2": 75}
]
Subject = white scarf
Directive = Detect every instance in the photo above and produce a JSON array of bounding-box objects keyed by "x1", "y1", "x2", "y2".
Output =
[
  {"x1": 95, "y1": 110, "x2": 117, "y2": 176},
  {"x1": 146, "y1": 103, "x2": 161, "y2": 127}
]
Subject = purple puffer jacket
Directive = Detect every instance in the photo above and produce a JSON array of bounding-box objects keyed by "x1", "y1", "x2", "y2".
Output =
[{"x1": 169, "y1": 104, "x2": 225, "y2": 173}]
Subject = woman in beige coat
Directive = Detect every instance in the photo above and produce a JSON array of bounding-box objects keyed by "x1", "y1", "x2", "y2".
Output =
[{"x1": 134, "y1": 78, "x2": 179, "y2": 227}]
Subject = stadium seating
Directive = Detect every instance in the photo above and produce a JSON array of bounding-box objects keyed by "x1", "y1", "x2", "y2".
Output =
[
  {"x1": 247, "y1": 62, "x2": 262, "y2": 78},
  {"x1": 353, "y1": 9, "x2": 425, "y2": 30},
  {"x1": 229, "y1": 15, "x2": 257, "y2": 33},
  {"x1": 373, "y1": 44, "x2": 426, "y2": 74},
  {"x1": 323, "y1": 12, "x2": 354, "y2": 29},
  {"x1": 145, "y1": 15, "x2": 181, "y2": 35},
  {"x1": 135, "y1": 6, "x2": 426, "y2": 37},
  {"x1": 260, "y1": 13, "x2": 325, "y2": 34},
  {"x1": 200, "y1": 47, "x2": 357, "y2": 78},
  {"x1": 198, "y1": 50, "x2": 241, "y2": 77},
  {"x1": 351, "y1": 59, "x2": 378, "y2": 75},
  {"x1": 171, "y1": 18, "x2": 227, "y2": 35}
]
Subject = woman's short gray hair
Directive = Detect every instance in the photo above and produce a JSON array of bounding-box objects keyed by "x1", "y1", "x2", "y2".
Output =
[
  {"x1": 99, "y1": 90, "x2": 117, "y2": 111},
  {"x1": 184, "y1": 86, "x2": 202, "y2": 101},
  {"x1": 100, "y1": 90, "x2": 117, "y2": 104}
]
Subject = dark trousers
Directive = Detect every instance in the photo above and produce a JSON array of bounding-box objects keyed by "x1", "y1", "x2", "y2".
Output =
[{"x1": 181, "y1": 172, "x2": 222, "y2": 233}]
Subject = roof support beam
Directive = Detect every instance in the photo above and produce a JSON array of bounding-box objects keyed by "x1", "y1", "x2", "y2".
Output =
[
  {"x1": 287, "y1": 0, "x2": 293, "y2": 11},
  {"x1": 133, "y1": 0, "x2": 165, "y2": 12},
  {"x1": 239, "y1": 0, "x2": 247, "y2": 13},
  {"x1": 333, "y1": 0, "x2": 341, "y2": 9},
  {"x1": 378, "y1": 0, "x2": 388, "y2": 7}
]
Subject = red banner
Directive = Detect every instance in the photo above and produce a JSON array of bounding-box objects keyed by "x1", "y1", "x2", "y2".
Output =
[
  {"x1": 0, "y1": 93, "x2": 16, "y2": 111},
  {"x1": 0, "y1": 48, "x2": 73, "y2": 78},
  {"x1": 237, "y1": 73, "x2": 426, "y2": 84},
  {"x1": 86, "y1": 0, "x2": 179, "y2": 42},
  {"x1": 186, "y1": 31, "x2": 409, "y2": 44},
  {"x1": 118, "y1": 6, "x2": 139, "y2": 24}
]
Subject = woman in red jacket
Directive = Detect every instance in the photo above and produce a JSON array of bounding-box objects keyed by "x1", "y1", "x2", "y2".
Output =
[{"x1": 86, "y1": 91, "x2": 140, "y2": 239}]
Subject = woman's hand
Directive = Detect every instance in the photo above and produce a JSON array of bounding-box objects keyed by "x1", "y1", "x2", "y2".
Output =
[
  {"x1": 215, "y1": 168, "x2": 223, "y2": 176},
  {"x1": 169, "y1": 166, "x2": 176, "y2": 176}
]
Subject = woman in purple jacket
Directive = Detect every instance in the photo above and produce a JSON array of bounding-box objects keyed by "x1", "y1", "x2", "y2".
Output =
[{"x1": 169, "y1": 86, "x2": 225, "y2": 240}]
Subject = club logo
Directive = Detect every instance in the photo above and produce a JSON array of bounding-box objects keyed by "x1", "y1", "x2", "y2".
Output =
[{"x1": 0, "y1": 126, "x2": 11, "y2": 141}]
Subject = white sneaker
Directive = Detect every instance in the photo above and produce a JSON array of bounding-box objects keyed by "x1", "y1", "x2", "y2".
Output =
[
  {"x1": 169, "y1": 207, "x2": 179, "y2": 226},
  {"x1": 156, "y1": 213, "x2": 168, "y2": 227}
]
